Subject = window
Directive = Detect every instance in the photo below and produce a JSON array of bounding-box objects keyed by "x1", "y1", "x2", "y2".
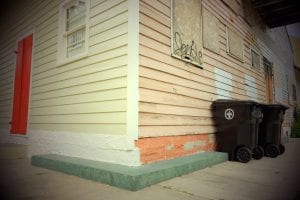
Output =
[
  {"x1": 203, "y1": 8, "x2": 219, "y2": 54},
  {"x1": 58, "y1": 0, "x2": 89, "y2": 63},
  {"x1": 171, "y1": 0, "x2": 203, "y2": 67},
  {"x1": 251, "y1": 48, "x2": 260, "y2": 69},
  {"x1": 226, "y1": 27, "x2": 244, "y2": 61}
]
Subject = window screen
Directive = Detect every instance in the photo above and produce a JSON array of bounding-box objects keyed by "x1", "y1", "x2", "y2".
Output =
[
  {"x1": 203, "y1": 8, "x2": 219, "y2": 53},
  {"x1": 251, "y1": 48, "x2": 260, "y2": 69},
  {"x1": 227, "y1": 27, "x2": 243, "y2": 61},
  {"x1": 172, "y1": 0, "x2": 203, "y2": 66}
]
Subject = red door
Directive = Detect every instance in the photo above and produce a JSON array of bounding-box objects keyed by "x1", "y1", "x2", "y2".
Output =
[{"x1": 10, "y1": 34, "x2": 33, "y2": 135}]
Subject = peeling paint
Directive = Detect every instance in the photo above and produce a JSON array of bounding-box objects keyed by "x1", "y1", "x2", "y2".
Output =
[
  {"x1": 28, "y1": 130, "x2": 141, "y2": 166},
  {"x1": 184, "y1": 141, "x2": 205, "y2": 150},
  {"x1": 215, "y1": 68, "x2": 233, "y2": 99},
  {"x1": 245, "y1": 74, "x2": 258, "y2": 101},
  {"x1": 165, "y1": 144, "x2": 174, "y2": 150},
  {"x1": 208, "y1": 134, "x2": 216, "y2": 144}
]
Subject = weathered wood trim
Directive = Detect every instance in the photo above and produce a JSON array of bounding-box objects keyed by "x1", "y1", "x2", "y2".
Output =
[{"x1": 127, "y1": 0, "x2": 139, "y2": 139}]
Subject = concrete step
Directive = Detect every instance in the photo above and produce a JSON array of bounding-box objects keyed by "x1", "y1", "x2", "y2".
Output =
[
  {"x1": 0, "y1": 143, "x2": 27, "y2": 159},
  {"x1": 32, "y1": 152, "x2": 228, "y2": 191}
]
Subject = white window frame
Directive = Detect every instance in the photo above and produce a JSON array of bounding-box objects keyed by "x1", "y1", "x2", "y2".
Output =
[
  {"x1": 57, "y1": 0, "x2": 89, "y2": 65},
  {"x1": 250, "y1": 46, "x2": 261, "y2": 70},
  {"x1": 226, "y1": 26, "x2": 244, "y2": 62}
]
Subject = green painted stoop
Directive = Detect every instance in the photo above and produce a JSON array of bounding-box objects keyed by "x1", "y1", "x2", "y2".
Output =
[{"x1": 31, "y1": 152, "x2": 228, "y2": 191}]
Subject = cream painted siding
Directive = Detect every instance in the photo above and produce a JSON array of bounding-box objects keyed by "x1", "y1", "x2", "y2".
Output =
[
  {"x1": 138, "y1": 0, "x2": 294, "y2": 138},
  {"x1": 0, "y1": 0, "x2": 129, "y2": 135},
  {"x1": 0, "y1": 0, "x2": 46, "y2": 131}
]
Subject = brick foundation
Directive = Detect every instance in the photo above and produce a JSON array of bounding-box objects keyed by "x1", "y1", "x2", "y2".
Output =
[{"x1": 135, "y1": 134, "x2": 217, "y2": 164}]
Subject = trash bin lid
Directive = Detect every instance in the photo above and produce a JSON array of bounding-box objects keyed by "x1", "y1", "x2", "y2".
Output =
[
  {"x1": 213, "y1": 99, "x2": 260, "y2": 106},
  {"x1": 262, "y1": 103, "x2": 289, "y2": 110}
]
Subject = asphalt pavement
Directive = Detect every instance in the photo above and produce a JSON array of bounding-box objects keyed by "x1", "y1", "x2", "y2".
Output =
[{"x1": 0, "y1": 139, "x2": 300, "y2": 200}]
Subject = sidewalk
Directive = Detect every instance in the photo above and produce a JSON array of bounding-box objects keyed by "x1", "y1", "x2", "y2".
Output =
[{"x1": 1, "y1": 139, "x2": 300, "y2": 200}]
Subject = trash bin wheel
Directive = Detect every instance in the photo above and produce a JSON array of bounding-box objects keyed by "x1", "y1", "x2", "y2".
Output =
[
  {"x1": 252, "y1": 146, "x2": 264, "y2": 160},
  {"x1": 264, "y1": 144, "x2": 280, "y2": 158},
  {"x1": 235, "y1": 146, "x2": 252, "y2": 163},
  {"x1": 279, "y1": 144, "x2": 285, "y2": 155}
]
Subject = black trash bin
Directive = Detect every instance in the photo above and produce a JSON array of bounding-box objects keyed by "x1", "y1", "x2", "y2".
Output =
[
  {"x1": 258, "y1": 104, "x2": 289, "y2": 158},
  {"x1": 212, "y1": 100, "x2": 264, "y2": 163}
]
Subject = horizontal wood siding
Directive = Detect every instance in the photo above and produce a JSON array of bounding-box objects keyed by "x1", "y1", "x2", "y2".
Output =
[
  {"x1": 0, "y1": 0, "x2": 129, "y2": 135},
  {"x1": 138, "y1": 0, "x2": 294, "y2": 138}
]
